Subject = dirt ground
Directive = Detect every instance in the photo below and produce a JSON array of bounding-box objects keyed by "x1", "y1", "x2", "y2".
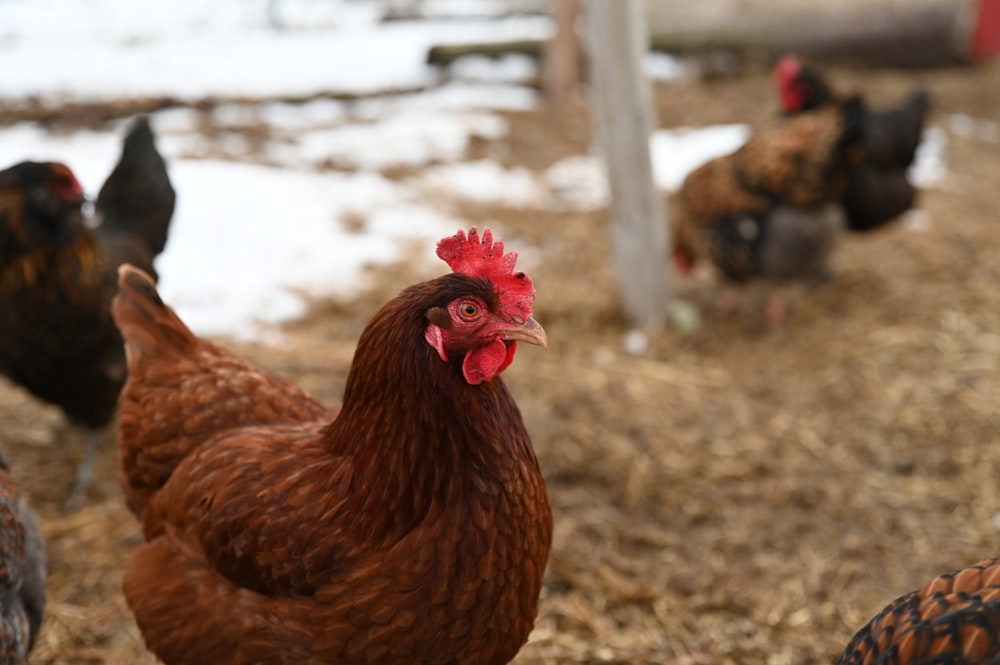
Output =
[{"x1": 3, "y1": 60, "x2": 1000, "y2": 665}]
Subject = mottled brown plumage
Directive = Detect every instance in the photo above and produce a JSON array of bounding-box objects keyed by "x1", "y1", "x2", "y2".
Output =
[
  {"x1": 837, "y1": 558, "x2": 1000, "y2": 665},
  {"x1": 0, "y1": 116, "x2": 175, "y2": 507},
  {"x1": 112, "y1": 228, "x2": 551, "y2": 665},
  {"x1": 0, "y1": 455, "x2": 46, "y2": 665}
]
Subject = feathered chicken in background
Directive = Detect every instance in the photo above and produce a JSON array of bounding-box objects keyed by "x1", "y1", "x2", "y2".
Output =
[
  {"x1": 836, "y1": 558, "x2": 1000, "y2": 665},
  {"x1": 111, "y1": 227, "x2": 551, "y2": 665},
  {"x1": 671, "y1": 98, "x2": 865, "y2": 323},
  {"x1": 774, "y1": 54, "x2": 931, "y2": 233},
  {"x1": 0, "y1": 116, "x2": 176, "y2": 508},
  {"x1": 0, "y1": 453, "x2": 46, "y2": 665}
]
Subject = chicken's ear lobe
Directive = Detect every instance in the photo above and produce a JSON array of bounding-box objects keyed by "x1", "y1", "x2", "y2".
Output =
[{"x1": 424, "y1": 321, "x2": 449, "y2": 362}]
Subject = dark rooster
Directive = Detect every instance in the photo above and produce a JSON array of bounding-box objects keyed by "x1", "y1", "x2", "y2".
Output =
[
  {"x1": 774, "y1": 54, "x2": 931, "y2": 232},
  {"x1": 0, "y1": 453, "x2": 47, "y2": 665},
  {"x1": 836, "y1": 558, "x2": 1000, "y2": 665},
  {"x1": 111, "y1": 227, "x2": 552, "y2": 665},
  {"x1": 671, "y1": 99, "x2": 865, "y2": 323},
  {"x1": 0, "y1": 115, "x2": 176, "y2": 508}
]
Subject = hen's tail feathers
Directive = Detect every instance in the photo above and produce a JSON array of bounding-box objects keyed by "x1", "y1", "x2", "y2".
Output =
[
  {"x1": 112, "y1": 264, "x2": 197, "y2": 362},
  {"x1": 95, "y1": 116, "x2": 176, "y2": 258},
  {"x1": 864, "y1": 89, "x2": 932, "y2": 170},
  {"x1": 895, "y1": 88, "x2": 931, "y2": 167}
]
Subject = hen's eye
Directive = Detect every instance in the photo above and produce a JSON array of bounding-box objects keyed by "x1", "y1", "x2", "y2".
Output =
[{"x1": 459, "y1": 303, "x2": 479, "y2": 318}]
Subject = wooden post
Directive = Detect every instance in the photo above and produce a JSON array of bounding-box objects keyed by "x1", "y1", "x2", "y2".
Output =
[
  {"x1": 543, "y1": 0, "x2": 582, "y2": 101},
  {"x1": 582, "y1": 0, "x2": 669, "y2": 330}
]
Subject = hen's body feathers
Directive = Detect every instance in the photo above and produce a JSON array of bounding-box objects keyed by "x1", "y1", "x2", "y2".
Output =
[
  {"x1": 0, "y1": 456, "x2": 46, "y2": 665},
  {"x1": 837, "y1": 558, "x2": 1000, "y2": 665},
  {"x1": 113, "y1": 230, "x2": 551, "y2": 665}
]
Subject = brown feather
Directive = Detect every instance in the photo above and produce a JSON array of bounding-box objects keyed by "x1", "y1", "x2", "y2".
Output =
[{"x1": 114, "y1": 266, "x2": 552, "y2": 665}]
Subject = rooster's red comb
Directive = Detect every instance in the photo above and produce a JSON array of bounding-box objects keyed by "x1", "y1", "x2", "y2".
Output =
[{"x1": 437, "y1": 227, "x2": 535, "y2": 319}]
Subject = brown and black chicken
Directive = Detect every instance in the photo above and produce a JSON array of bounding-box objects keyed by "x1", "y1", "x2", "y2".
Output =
[
  {"x1": 836, "y1": 558, "x2": 1000, "y2": 665},
  {"x1": 0, "y1": 452, "x2": 46, "y2": 665},
  {"x1": 671, "y1": 98, "x2": 865, "y2": 323},
  {"x1": 774, "y1": 54, "x2": 931, "y2": 233},
  {"x1": 0, "y1": 116, "x2": 176, "y2": 508}
]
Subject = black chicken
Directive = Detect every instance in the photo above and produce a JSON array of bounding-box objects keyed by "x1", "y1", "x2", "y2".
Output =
[
  {"x1": 774, "y1": 54, "x2": 931, "y2": 233},
  {"x1": 0, "y1": 116, "x2": 176, "y2": 508},
  {"x1": 0, "y1": 452, "x2": 46, "y2": 664}
]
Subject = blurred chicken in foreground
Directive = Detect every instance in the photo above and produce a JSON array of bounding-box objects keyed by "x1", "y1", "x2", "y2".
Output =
[
  {"x1": 775, "y1": 54, "x2": 931, "y2": 233},
  {"x1": 836, "y1": 558, "x2": 1000, "y2": 665},
  {"x1": 0, "y1": 116, "x2": 176, "y2": 508},
  {"x1": 0, "y1": 453, "x2": 46, "y2": 665},
  {"x1": 112, "y1": 227, "x2": 551, "y2": 665},
  {"x1": 671, "y1": 98, "x2": 865, "y2": 324}
]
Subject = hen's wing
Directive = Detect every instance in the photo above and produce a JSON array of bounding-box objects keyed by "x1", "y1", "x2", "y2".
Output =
[
  {"x1": 94, "y1": 116, "x2": 176, "y2": 275},
  {"x1": 837, "y1": 558, "x2": 1000, "y2": 665},
  {"x1": 112, "y1": 266, "x2": 332, "y2": 518},
  {"x1": 141, "y1": 422, "x2": 361, "y2": 598},
  {"x1": 733, "y1": 100, "x2": 865, "y2": 207}
]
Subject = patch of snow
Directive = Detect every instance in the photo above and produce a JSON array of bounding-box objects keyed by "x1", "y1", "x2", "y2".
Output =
[
  {"x1": 544, "y1": 154, "x2": 608, "y2": 211},
  {"x1": 645, "y1": 52, "x2": 691, "y2": 82},
  {"x1": 948, "y1": 113, "x2": 1000, "y2": 143},
  {"x1": 418, "y1": 160, "x2": 543, "y2": 206},
  {"x1": 651, "y1": 124, "x2": 750, "y2": 191},
  {"x1": 909, "y1": 126, "x2": 947, "y2": 188}
]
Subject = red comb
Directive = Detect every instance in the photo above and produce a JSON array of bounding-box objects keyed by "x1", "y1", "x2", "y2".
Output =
[
  {"x1": 774, "y1": 54, "x2": 802, "y2": 84},
  {"x1": 437, "y1": 227, "x2": 535, "y2": 318}
]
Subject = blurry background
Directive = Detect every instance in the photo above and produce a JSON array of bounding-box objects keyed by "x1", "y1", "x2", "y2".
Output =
[{"x1": 1, "y1": 0, "x2": 999, "y2": 663}]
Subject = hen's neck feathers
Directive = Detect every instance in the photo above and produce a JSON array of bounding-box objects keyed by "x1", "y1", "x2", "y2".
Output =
[{"x1": 324, "y1": 274, "x2": 533, "y2": 531}]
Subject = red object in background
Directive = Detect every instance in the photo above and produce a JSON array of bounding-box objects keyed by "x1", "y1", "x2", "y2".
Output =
[{"x1": 974, "y1": 0, "x2": 1000, "y2": 60}]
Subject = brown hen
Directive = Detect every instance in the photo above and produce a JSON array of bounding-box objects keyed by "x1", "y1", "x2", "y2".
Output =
[
  {"x1": 112, "y1": 227, "x2": 552, "y2": 665},
  {"x1": 837, "y1": 558, "x2": 1000, "y2": 665}
]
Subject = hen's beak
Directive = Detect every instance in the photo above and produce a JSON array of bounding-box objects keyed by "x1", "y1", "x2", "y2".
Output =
[{"x1": 502, "y1": 317, "x2": 548, "y2": 348}]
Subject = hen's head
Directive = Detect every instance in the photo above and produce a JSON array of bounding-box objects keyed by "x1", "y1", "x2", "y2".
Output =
[
  {"x1": 424, "y1": 227, "x2": 547, "y2": 385},
  {"x1": 0, "y1": 161, "x2": 86, "y2": 252},
  {"x1": 773, "y1": 55, "x2": 835, "y2": 114}
]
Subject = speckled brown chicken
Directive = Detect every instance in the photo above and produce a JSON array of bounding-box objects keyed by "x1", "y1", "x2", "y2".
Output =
[
  {"x1": 670, "y1": 99, "x2": 865, "y2": 322},
  {"x1": 837, "y1": 558, "x2": 1000, "y2": 665},
  {"x1": 0, "y1": 454, "x2": 46, "y2": 665},
  {"x1": 112, "y1": 227, "x2": 551, "y2": 665}
]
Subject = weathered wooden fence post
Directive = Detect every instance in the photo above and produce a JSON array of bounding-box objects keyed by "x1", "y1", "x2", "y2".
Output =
[
  {"x1": 582, "y1": 0, "x2": 669, "y2": 330},
  {"x1": 544, "y1": 0, "x2": 582, "y2": 101}
]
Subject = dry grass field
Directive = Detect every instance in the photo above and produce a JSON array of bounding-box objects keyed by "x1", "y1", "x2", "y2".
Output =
[{"x1": 2, "y1": 59, "x2": 1000, "y2": 664}]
